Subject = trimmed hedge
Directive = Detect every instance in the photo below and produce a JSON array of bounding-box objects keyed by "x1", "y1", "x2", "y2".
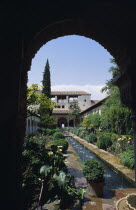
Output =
[
  {"x1": 37, "y1": 128, "x2": 61, "y2": 136},
  {"x1": 83, "y1": 159, "x2": 105, "y2": 183},
  {"x1": 53, "y1": 132, "x2": 65, "y2": 140},
  {"x1": 53, "y1": 139, "x2": 69, "y2": 152},
  {"x1": 120, "y1": 150, "x2": 134, "y2": 169},
  {"x1": 87, "y1": 134, "x2": 97, "y2": 143},
  {"x1": 97, "y1": 135, "x2": 112, "y2": 150}
]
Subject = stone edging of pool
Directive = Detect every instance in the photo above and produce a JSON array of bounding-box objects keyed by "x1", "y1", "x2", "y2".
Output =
[{"x1": 65, "y1": 132, "x2": 136, "y2": 187}]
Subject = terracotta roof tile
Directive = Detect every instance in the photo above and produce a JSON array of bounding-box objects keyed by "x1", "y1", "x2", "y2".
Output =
[
  {"x1": 51, "y1": 91, "x2": 90, "y2": 96},
  {"x1": 52, "y1": 109, "x2": 70, "y2": 114}
]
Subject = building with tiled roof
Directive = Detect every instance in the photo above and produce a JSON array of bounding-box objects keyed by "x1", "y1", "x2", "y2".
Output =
[
  {"x1": 51, "y1": 91, "x2": 91, "y2": 111},
  {"x1": 51, "y1": 91, "x2": 92, "y2": 127},
  {"x1": 80, "y1": 96, "x2": 109, "y2": 118},
  {"x1": 26, "y1": 90, "x2": 107, "y2": 131}
]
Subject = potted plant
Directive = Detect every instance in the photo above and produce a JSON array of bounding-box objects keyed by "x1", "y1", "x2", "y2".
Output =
[{"x1": 83, "y1": 159, "x2": 105, "y2": 197}]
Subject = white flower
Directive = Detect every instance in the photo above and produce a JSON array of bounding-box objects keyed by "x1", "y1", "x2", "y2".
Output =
[
  {"x1": 57, "y1": 146, "x2": 63, "y2": 148},
  {"x1": 48, "y1": 151, "x2": 53, "y2": 156},
  {"x1": 59, "y1": 149, "x2": 62, "y2": 152}
]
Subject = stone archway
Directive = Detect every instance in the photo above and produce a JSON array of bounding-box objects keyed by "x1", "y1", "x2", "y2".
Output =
[
  {"x1": 23, "y1": 18, "x2": 132, "y2": 134},
  {"x1": 21, "y1": 17, "x2": 136, "y2": 187},
  {"x1": 58, "y1": 117, "x2": 68, "y2": 128},
  {"x1": 1, "y1": 3, "x2": 136, "y2": 209}
]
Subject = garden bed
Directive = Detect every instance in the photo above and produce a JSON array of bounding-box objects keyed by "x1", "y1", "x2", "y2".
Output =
[{"x1": 65, "y1": 132, "x2": 135, "y2": 187}]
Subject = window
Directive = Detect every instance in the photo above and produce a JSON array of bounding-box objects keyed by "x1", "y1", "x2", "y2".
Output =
[
  {"x1": 84, "y1": 99, "x2": 86, "y2": 102},
  {"x1": 58, "y1": 96, "x2": 66, "y2": 100},
  {"x1": 62, "y1": 105, "x2": 65, "y2": 108}
]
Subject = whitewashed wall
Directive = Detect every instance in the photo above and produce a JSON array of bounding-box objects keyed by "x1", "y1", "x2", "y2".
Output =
[
  {"x1": 81, "y1": 104, "x2": 103, "y2": 118},
  {"x1": 78, "y1": 95, "x2": 91, "y2": 110},
  {"x1": 52, "y1": 94, "x2": 91, "y2": 110}
]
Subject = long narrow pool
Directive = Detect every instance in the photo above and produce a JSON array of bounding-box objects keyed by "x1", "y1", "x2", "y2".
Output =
[{"x1": 66, "y1": 136, "x2": 134, "y2": 197}]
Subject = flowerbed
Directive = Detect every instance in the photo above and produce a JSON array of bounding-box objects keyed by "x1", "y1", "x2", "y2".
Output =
[
  {"x1": 23, "y1": 130, "x2": 84, "y2": 209},
  {"x1": 66, "y1": 127, "x2": 134, "y2": 170}
]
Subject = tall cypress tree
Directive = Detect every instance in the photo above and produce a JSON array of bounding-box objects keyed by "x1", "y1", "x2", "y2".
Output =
[{"x1": 42, "y1": 59, "x2": 51, "y2": 98}]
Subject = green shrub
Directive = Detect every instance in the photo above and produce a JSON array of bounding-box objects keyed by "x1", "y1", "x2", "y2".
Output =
[
  {"x1": 120, "y1": 150, "x2": 134, "y2": 169},
  {"x1": 79, "y1": 133, "x2": 84, "y2": 139},
  {"x1": 97, "y1": 135, "x2": 112, "y2": 150},
  {"x1": 84, "y1": 130, "x2": 90, "y2": 135},
  {"x1": 54, "y1": 128, "x2": 61, "y2": 133},
  {"x1": 79, "y1": 130, "x2": 88, "y2": 139},
  {"x1": 83, "y1": 159, "x2": 105, "y2": 183},
  {"x1": 76, "y1": 129, "x2": 80, "y2": 136},
  {"x1": 53, "y1": 139, "x2": 69, "y2": 152},
  {"x1": 26, "y1": 132, "x2": 37, "y2": 138},
  {"x1": 37, "y1": 128, "x2": 61, "y2": 136},
  {"x1": 103, "y1": 133, "x2": 112, "y2": 137},
  {"x1": 125, "y1": 145, "x2": 134, "y2": 151},
  {"x1": 73, "y1": 129, "x2": 78, "y2": 135},
  {"x1": 53, "y1": 132, "x2": 64, "y2": 140},
  {"x1": 87, "y1": 134, "x2": 97, "y2": 143},
  {"x1": 111, "y1": 133, "x2": 119, "y2": 142},
  {"x1": 44, "y1": 128, "x2": 53, "y2": 135}
]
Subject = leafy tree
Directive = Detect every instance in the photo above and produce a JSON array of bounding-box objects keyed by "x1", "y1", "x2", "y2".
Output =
[
  {"x1": 27, "y1": 84, "x2": 57, "y2": 128},
  {"x1": 38, "y1": 93, "x2": 54, "y2": 116},
  {"x1": 42, "y1": 59, "x2": 51, "y2": 98},
  {"x1": 69, "y1": 102, "x2": 81, "y2": 127},
  {"x1": 27, "y1": 84, "x2": 40, "y2": 107},
  {"x1": 38, "y1": 113, "x2": 57, "y2": 129},
  {"x1": 100, "y1": 58, "x2": 131, "y2": 134},
  {"x1": 27, "y1": 84, "x2": 42, "y2": 117},
  {"x1": 81, "y1": 116, "x2": 92, "y2": 129},
  {"x1": 38, "y1": 92, "x2": 57, "y2": 129},
  {"x1": 81, "y1": 113, "x2": 101, "y2": 129},
  {"x1": 88, "y1": 113, "x2": 101, "y2": 129},
  {"x1": 101, "y1": 58, "x2": 119, "y2": 94}
]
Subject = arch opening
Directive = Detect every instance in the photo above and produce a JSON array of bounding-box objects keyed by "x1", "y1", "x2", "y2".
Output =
[
  {"x1": 58, "y1": 117, "x2": 68, "y2": 128},
  {"x1": 23, "y1": 17, "x2": 136, "y2": 204}
]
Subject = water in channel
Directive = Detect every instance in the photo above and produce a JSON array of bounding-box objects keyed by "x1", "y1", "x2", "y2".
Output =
[{"x1": 66, "y1": 136, "x2": 134, "y2": 198}]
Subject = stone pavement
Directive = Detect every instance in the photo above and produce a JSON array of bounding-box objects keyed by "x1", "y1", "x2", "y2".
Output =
[
  {"x1": 65, "y1": 144, "x2": 87, "y2": 189},
  {"x1": 65, "y1": 140, "x2": 136, "y2": 210}
]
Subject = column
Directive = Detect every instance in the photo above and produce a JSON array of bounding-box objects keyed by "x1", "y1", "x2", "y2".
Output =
[
  {"x1": 68, "y1": 118, "x2": 69, "y2": 127},
  {"x1": 66, "y1": 95, "x2": 69, "y2": 103},
  {"x1": 55, "y1": 96, "x2": 58, "y2": 103}
]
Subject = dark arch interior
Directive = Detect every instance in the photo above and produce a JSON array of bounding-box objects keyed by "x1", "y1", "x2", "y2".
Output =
[
  {"x1": 58, "y1": 118, "x2": 68, "y2": 128},
  {"x1": 25, "y1": 19, "x2": 118, "y2": 72}
]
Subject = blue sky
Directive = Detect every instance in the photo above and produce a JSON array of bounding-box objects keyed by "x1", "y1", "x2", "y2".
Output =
[{"x1": 28, "y1": 35, "x2": 113, "y2": 99}]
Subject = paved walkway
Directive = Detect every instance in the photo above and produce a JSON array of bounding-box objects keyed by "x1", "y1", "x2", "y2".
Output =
[
  {"x1": 65, "y1": 136, "x2": 136, "y2": 210},
  {"x1": 65, "y1": 144, "x2": 87, "y2": 189}
]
